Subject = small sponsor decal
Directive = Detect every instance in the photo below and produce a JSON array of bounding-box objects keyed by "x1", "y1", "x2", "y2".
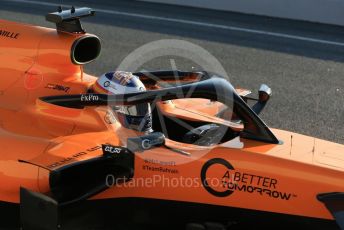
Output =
[
  {"x1": 103, "y1": 145, "x2": 122, "y2": 154},
  {"x1": 142, "y1": 165, "x2": 179, "y2": 174},
  {"x1": 144, "y1": 158, "x2": 176, "y2": 167},
  {"x1": 142, "y1": 158, "x2": 178, "y2": 174},
  {"x1": 113, "y1": 71, "x2": 133, "y2": 86},
  {"x1": 0, "y1": 29, "x2": 19, "y2": 39},
  {"x1": 101, "y1": 80, "x2": 116, "y2": 91},
  {"x1": 45, "y1": 83, "x2": 70, "y2": 92},
  {"x1": 81, "y1": 94, "x2": 99, "y2": 101},
  {"x1": 46, "y1": 145, "x2": 102, "y2": 169},
  {"x1": 101, "y1": 144, "x2": 131, "y2": 158}
]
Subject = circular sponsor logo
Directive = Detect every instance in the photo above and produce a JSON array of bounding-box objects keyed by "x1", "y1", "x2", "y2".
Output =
[
  {"x1": 141, "y1": 139, "x2": 151, "y2": 150},
  {"x1": 201, "y1": 158, "x2": 234, "y2": 197},
  {"x1": 104, "y1": 81, "x2": 111, "y2": 87}
]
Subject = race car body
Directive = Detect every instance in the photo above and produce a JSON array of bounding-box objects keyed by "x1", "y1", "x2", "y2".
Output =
[{"x1": 0, "y1": 7, "x2": 343, "y2": 230}]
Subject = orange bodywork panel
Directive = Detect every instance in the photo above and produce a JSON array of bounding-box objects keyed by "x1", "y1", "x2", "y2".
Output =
[
  {"x1": 2, "y1": 93, "x2": 344, "y2": 220},
  {"x1": 0, "y1": 19, "x2": 343, "y2": 224}
]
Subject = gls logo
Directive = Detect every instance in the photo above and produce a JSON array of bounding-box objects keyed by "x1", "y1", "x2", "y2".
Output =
[{"x1": 104, "y1": 146, "x2": 122, "y2": 154}]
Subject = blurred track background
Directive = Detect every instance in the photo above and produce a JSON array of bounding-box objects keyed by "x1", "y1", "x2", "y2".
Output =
[{"x1": 1, "y1": 0, "x2": 343, "y2": 144}]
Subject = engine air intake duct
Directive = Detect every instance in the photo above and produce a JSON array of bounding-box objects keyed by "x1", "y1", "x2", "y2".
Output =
[{"x1": 71, "y1": 35, "x2": 101, "y2": 65}]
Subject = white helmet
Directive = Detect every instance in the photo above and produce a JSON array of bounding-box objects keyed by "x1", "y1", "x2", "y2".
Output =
[{"x1": 93, "y1": 71, "x2": 152, "y2": 132}]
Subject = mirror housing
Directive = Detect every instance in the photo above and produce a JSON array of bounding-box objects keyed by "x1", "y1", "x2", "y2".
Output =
[
  {"x1": 258, "y1": 84, "x2": 272, "y2": 103},
  {"x1": 250, "y1": 84, "x2": 272, "y2": 115}
]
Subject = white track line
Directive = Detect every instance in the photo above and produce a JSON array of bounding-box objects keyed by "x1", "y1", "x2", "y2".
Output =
[{"x1": 5, "y1": 0, "x2": 344, "y2": 47}]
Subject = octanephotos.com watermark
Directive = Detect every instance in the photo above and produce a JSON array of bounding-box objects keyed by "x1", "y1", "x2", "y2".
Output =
[{"x1": 105, "y1": 174, "x2": 236, "y2": 189}]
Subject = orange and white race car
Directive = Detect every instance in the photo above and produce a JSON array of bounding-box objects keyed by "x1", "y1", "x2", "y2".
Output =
[{"x1": 0, "y1": 7, "x2": 343, "y2": 230}]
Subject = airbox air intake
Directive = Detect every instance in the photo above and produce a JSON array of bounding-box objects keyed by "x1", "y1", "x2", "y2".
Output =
[{"x1": 71, "y1": 35, "x2": 101, "y2": 65}]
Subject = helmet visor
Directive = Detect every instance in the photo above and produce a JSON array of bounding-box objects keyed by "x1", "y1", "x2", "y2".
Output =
[{"x1": 115, "y1": 103, "x2": 152, "y2": 132}]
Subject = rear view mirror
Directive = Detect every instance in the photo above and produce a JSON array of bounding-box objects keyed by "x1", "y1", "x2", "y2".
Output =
[
  {"x1": 258, "y1": 84, "x2": 272, "y2": 103},
  {"x1": 250, "y1": 84, "x2": 272, "y2": 115}
]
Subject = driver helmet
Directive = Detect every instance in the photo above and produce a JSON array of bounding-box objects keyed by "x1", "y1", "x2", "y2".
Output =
[{"x1": 92, "y1": 71, "x2": 152, "y2": 133}]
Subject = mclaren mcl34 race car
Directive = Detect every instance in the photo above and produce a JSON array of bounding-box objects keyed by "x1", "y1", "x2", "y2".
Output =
[{"x1": 0, "y1": 6, "x2": 344, "y2": 230}]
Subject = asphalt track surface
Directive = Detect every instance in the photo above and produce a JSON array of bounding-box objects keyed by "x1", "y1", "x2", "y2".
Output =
[{"x1": 1, "y1": 0, "x2": 343, "y2": 144}]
